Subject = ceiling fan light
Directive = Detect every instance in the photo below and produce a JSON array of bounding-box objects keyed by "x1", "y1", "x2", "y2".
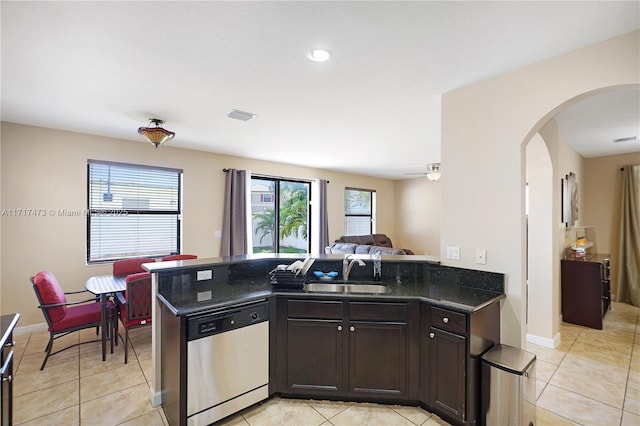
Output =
[
  {"x1": 138, "y1": 119, "x2": 175, "y2": 148},
  {"x1": 426, "y1": 163, "x2": 441, "y2": 181}
]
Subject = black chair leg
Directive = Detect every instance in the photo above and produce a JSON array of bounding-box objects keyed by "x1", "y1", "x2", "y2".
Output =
[
  {"x1": 124, "y1": 327, "x2": 129, "y2": 364},
  {"x1": 41, "y1": 335, "x2": 54, "y2": 370},
  {"x1": 44, "y1": 335, "x2": 53, "y2": 353}
]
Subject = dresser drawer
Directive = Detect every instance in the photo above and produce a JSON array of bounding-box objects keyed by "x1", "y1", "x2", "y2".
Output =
[{"x1": 430, "y1": 306, "x2": 466, "y2": 334}]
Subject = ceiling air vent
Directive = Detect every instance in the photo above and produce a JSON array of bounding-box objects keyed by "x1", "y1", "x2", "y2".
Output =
[
  {"x1": 613, "y1": 136, "x2": 637, "y2": 143},
  {"x1": 227, "y1": 109, "x2": 256, "y2": 121}
]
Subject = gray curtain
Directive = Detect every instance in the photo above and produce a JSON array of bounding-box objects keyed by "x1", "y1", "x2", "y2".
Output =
[
  {"x1": 318, "y1": 179, "x2": 330, "y2": 251},
  {"x1": 616, "y1": 165, "x2": 640, "y2": 307},
  {"x1": 221, "y1": 169, "x2": 248, "y2": 256}
]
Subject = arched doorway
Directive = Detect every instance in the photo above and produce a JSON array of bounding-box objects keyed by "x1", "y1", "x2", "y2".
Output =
[{"x1": 522, "y1": 84, "x2": 639, "y2": 347}]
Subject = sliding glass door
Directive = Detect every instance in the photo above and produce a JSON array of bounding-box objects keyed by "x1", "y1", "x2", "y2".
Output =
[{"x1": 251, "y1": 177, "x2": 310, "y2": 253}]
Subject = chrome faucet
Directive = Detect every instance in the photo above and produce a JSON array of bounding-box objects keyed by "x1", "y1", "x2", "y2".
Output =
[{"x1": 343, "y1": 255, "x2": 366, "y2": 282}]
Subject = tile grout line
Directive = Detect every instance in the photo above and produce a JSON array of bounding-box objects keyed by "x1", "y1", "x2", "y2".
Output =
[{"x1": 618, "y1": 308, "x2": 640, "y2": 425}]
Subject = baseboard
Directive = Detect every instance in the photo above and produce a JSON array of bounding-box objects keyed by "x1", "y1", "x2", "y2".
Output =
[
  {"x1": 14, "y1": 322, "x2": 48, "y2": 336},
  {"x1": 526, "y1": 332, "x2": 560, "y2": 349},
  {"x1": 150, "y1": 386, "x2": 162, "y2": 407}
]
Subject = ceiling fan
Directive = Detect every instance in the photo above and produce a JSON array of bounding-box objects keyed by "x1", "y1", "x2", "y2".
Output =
[{"x1": 405, "y1": 163, "x2": 441, "y2": 181}]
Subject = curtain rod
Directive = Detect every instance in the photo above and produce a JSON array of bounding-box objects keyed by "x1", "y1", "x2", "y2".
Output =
[{"x1": 223, "y1": 168, "x2": 329, "y2": 183}]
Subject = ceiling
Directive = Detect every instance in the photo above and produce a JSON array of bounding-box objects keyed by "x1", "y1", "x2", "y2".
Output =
[{"x1": 2, "y1": 1, "x2": 639, "y2": 179}]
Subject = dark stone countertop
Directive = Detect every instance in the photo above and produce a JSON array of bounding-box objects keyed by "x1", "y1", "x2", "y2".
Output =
[
  {"x1": 0, "y1": 313, "x2": 20, "y2": 348},
  {"x1": 152, "y1": 255, "x2": 505, "y2": 317},
  {"x1": 157, "y1": 279, "x2": 504, "y2": 317}
]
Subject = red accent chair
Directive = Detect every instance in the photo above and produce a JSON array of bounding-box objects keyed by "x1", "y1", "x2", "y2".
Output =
[
  {"x1": 31, "y1": 271, "x2": 115, "y2": 370},
  {"x1": 161, "y1": 254, "x2": 198, "y2": 261},
  {"x1": 116, "y1": 272, "x2": 152, "y2": 364},
  {"x1": 112, "y1": 257, "x2": 156, "y2": 276}
]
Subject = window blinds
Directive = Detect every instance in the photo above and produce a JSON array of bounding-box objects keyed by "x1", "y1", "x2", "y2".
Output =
[{"x1": 87, "y1": 160, "x2": 182, "y2": 263}]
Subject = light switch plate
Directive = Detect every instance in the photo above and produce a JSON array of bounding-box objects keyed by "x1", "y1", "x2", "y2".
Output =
[{"x1": 446, "y1": 246, "x2": 460, "y2": 260}]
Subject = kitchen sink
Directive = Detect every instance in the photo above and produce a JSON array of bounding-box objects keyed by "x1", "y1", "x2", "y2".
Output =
[{"x1": 304, "y1": 282, "x2": 391, "y2": 294}]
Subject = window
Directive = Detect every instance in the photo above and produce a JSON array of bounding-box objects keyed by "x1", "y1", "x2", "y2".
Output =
[
  {"x1": 344, "y1": 187, "x2": 376, "y2": 235},
  {"x1": 251, "y1": 177, "x2": 310, "y2": 253},
  {"x1": 87, "y1": 160, "x2": 182, "y2": 263}
]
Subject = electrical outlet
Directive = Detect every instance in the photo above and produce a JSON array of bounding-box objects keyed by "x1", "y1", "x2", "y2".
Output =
[
  {"x1": 197, "y1": 270, "x2": 212, "y2": 281},
  {"x1": 446, "y1": 246, "x2": 460, "y2": 260},
  {"x1": 476, "y1": 248, "x2": 487, "y2": 265}
]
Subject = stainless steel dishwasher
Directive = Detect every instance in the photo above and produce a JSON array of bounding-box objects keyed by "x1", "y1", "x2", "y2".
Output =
[{"x1": 186, "y1": 300, "x2": 269, "y2": 426}]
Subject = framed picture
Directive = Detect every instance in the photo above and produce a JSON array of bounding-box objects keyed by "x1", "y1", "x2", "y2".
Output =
[{"x1": 562, "y1": 172, "x2": 578, "y2": 226}]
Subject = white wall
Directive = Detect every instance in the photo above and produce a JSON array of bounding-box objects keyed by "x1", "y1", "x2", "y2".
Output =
[
  {"x1": 441, "y1": 30, "x2": 639, "y2": 347},
  {"x1": 395, "y1": 177, "x2": 441, "y2": 255},
  {"x1": 526, "y1": 133, "x2": 555, "y2": 346},
  {"x1": 583, "y1": 152, "x2": 640, "y2": 294}
]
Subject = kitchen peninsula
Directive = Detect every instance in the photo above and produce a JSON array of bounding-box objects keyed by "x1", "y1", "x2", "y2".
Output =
[{"x1": 146, "y1": 254, "x2": 505, "y2": 426}]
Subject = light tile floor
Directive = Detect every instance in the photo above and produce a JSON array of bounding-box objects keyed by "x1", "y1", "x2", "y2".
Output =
[{"x1": 10, "y1": 301, "x2": 639, "y2": 425}]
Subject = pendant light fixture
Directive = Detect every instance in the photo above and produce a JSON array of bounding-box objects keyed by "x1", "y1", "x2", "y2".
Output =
[{"x1": 138, "y1": 118, "x2": 175, "y2": 148}]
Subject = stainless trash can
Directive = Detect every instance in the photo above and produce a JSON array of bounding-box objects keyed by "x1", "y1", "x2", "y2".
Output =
[{"x1": 481, "y1": 344, "x2": 536, "y2": 426}]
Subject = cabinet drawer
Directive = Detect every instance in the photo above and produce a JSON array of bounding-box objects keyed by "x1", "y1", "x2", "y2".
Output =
[
  {"x1": 350, "y1": 302, "x2": 406, "y2": 322},
  {"x1": 430, "y1": 306, "x2": 466, "y2": 334},
  {"x1": 288, "y1": 299, "x2": 343, "y2": 319}
]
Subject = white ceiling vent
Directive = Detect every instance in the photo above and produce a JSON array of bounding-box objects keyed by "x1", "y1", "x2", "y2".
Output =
[
  {"x1": 227, "y1": 109, "x2": 256, "y2": 121},
  {"x1": 613, "y1": 136, "x2": 637, "y2": 143}
]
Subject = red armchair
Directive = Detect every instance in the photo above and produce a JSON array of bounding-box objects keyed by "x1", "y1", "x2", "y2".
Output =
[
  {"x1": 116, "y1": 272, "x2": 152, "y2": 363},
  {"x1": 31, "y1": 271, "x2": 115, "y2": 370},
  {"x1": 112, "y1": 257, "x2": 156, "y2": 276},
  {"x1": 161, "y1": 254, "x2": 198, "y2": 261}
]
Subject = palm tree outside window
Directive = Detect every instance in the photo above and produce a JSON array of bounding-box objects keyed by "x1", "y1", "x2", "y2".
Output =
[{"x1": 251, "y1": 177, "x2": 310, "y2": 253}]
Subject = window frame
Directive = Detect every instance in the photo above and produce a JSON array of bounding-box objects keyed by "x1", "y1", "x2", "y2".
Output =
[
  {"x1": 344, "y1": 187, "x2": 376, "y2": 236},
  {"x1": 86, "y1": 159, "x2": 183, "y2": 264},
  {"x1": 250, "y1": 175, "x2": 312, "y2": 254}
]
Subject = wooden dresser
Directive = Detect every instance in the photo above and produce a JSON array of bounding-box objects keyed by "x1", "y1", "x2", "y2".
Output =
[{"x1": 561, "y1": 254, "x2": 611, "y2": 329}]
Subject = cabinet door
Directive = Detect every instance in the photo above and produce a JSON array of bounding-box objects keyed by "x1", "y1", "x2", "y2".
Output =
[
  {"x1": 348, "y1": 321, "x2": 407, "y2": 398},
  {"x1": 429, "y1": 327, "x2": 466, "y2": 422},
  {"x1": 287, "y1": 318, "x2": 344, "y2": 394}
]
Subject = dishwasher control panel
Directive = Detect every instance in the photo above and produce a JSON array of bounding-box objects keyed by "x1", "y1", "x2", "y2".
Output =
[{"x1": 187, "y1": 300, "x2": 269, "y2": 340}]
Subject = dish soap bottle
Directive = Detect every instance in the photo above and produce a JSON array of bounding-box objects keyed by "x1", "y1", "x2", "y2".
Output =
[{"x1": 373, "y1": 252, "x2": 382, "y2": 281}]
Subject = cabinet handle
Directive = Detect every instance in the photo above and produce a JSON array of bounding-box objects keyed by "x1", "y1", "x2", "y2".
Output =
[
  {"x1": 429, "y1": 332, "x2": 435, "y2": 339},
  {"x1": 337, "y1": 325, "x2": 342, "y2": 331},
  {"x1": 442, "y1": 317, "x2": 449, "y2": 324},
  {"x1": 350, "y1": 326, "x2": 355, "y2": 332}
]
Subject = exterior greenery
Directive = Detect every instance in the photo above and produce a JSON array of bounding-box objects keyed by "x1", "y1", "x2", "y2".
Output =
[{"x1": 252, "y1": 180, "x2": 309, "y2": 253}]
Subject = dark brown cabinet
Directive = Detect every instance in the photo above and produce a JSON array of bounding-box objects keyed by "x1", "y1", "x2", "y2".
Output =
[
  {"x1": 428, "y1": 328, "x2": 466, "y2": 420},
  {"x1": 276, "y1": 298, "x2": 416, "y2": 400},
  {"x1": 348, "y1": 302, "x2": 408, "y2": 398},
  {"x1": 286, "y1": 309, "x2": 343, "y2": 395},
  {"x1": 419, "y1": 303, "x2": 499, "y2": 425},
  {"x1": 561, "y1": 254, "x2": 610, "y2": 330}
]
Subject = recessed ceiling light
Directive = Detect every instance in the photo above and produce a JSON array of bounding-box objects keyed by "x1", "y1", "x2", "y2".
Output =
[{"x1": 307, "y1": 48, "x2": 331, "y2": 62}]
